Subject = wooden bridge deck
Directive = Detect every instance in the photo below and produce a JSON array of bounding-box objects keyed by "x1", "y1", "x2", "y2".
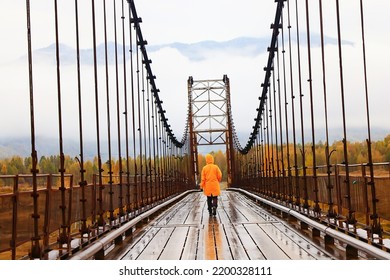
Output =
[{"x1": 113, "y1": 190, "x2": 334, "y2": 260}]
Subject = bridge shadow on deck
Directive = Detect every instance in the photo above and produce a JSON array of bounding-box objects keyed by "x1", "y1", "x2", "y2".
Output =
[{"x1": 114, "y1": 191, "x2": 334, "y2": 260}]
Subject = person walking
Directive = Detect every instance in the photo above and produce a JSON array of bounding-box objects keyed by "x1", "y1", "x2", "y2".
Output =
[{"x1": 200, "y1": 153, "x2": 222, "y2": 216}]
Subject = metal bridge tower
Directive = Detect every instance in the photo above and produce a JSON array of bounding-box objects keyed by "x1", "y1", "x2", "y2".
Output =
[{"x1": 187, "y1": 75, "x2": 234, "y2": 187}]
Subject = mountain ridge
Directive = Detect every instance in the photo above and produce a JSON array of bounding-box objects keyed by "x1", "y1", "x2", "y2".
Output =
[
  {"x1": 18, "y1": 34, "x2": 353, "y2": 65},
  {"x1": 1, "y1": 126, "x2": 388, "y2": 159}
]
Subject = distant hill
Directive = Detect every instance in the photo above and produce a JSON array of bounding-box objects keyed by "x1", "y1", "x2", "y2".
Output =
[
  {"x1": 1, "y1": 126, "x2": 388, "y2": 160},
  {"x1": 18, "y1": 34, "x2": 352, "y2": 65},
  {"x1": 0, "y1": 137, "x2": 101, "y2": 160}
]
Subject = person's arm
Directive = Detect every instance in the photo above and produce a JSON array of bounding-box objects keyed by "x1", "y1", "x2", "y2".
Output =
[
  {"x1": 200, "y1": 167, "x2": 206, "y2": 189},
  {"x1": 217, "y1": 166, "x2": 222, "y2": 182}
]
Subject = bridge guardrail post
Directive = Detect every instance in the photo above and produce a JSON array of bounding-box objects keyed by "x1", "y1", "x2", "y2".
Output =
[{"x1": 11, "y1": 175, "x2": 18, "y2": 260}]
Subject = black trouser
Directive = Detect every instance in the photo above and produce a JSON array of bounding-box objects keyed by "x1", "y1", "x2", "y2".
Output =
[{"x1": 207, "y1": 195, "x2": 218, "y2": 213}]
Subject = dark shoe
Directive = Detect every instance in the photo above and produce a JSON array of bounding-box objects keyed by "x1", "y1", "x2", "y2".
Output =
[{"x1": 212, "y1": 207, "x2": 216, "y2": 216}]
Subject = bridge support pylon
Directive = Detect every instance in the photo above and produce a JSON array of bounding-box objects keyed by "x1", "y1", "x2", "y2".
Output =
[{"x1": 187, "y1": 75, "x2": 235, "y2": 187}]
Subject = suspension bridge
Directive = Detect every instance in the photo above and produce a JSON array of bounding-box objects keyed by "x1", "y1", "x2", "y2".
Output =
[{"x1": 0, "y1": 0, "x2": 390, "y2": 261}]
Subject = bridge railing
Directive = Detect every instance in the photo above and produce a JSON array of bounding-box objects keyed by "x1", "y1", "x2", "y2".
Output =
[
  {"x1": 234, "y1": 161, "x2": 390, "y2": 248},
  {"x1": 0, "y1": 170, "x2": 192, "y2": 260},
  {"x1": 0, "y1": 0, "x2": 197, "y2": 260},
  {"x1": 229, "y1": 0, "x2": 388, "y2": 250}
]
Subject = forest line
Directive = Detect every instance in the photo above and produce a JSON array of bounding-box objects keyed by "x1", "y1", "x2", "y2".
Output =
[{"x1": 1, "y1": 135, "x2": 390, "y2": 185}]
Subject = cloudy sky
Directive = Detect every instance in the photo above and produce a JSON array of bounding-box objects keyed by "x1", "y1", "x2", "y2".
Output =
[{"x1": 0, "y1": 0, "x2": 389, "y2": 156}]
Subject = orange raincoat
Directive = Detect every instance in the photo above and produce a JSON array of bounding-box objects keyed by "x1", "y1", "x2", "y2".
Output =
[{"x1": 200, "y1": 154, "x2": 222, "y2": 196}]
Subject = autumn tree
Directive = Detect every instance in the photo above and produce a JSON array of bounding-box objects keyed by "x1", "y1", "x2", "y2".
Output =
[{"x1": 2, "y1": 134, "x2": 390, "y2": 186}]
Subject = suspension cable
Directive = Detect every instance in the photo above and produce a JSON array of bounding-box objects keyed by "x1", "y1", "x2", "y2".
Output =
[
  {"x1": 54, "y1": 0, "x2": 70, "y2": 245},
  {"x1": 305, "y1": 0, "x2": 320, "y2": 215},
  {"x1": 272, "y1": 63, "x2": 281, "y2": 200},
  {"x1": 102, "y1": 0, "x2": 115, "y2": 224},
  {"x1": 280, "y1": 9, "x2": 293, "y2": 204},
  {"x1": 25, "y1": 0, "x2": 42, "y2": 259},
  {"x1": 128, "y1": 2, "x2": 139, "y2": 211},
  {"x1": 113, "y1": 0, "x2": 125, "y2": 219},
  {"x1": 295, "y1": 0, "x2": 309, "y2": 209},
  {"x1": 360, "y1": 0, "x2": 381, "y2": 238},
  {"x1": 146, "y1": 76, "x2": 153, "y2": 204},
  {"x1": 276, "y1": 37, "x2": 286, "y2": 202},
  {"x1": 318, "y1": 0, "x2": 335, "y2": 219},
  {"x1": 135, "y1": 20, "x2": 144, "y2": 208},
  {"x1": 121, "y1": 0, "x2": 131, "y2": 215},
  {"x1": 74, "y1": 0, "x2": 88, "y2": 234},
  {"x1": 91, "y1": 0, "x2": 105, "y2": 229},
  {"x1": 141, "y1": 61, "x2": 148, "y2": 205},
  {"x1": 335, "y1": 0, "x2": 355, "y2": 226},
  {"x1": 268, "y1": 65, "x2": 275, "y2": 198},
  {"x1": 287, "y1": 0, "x2": 300, "y2": 208}
]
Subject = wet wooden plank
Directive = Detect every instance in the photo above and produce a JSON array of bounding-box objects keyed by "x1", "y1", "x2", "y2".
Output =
[
  {"x1": 115, "y1": 191, "x2": 334, "y2": 261},
  {"x1": 136, "y1": 227, "x2": 175, "y2": 260},
  {"x1": 233, "y1": 224, "x2": 266, "y2": 260},
  {"x1": 197, "y1": 216, "x2": 233, "y2": 260},
  {"x1": 272, "y1": 222, "x2": 332, "y2": 260},
  {"x1": 200, "y1": 199, "x2": 214, "y2": 223},
  {"x1": 152, "y1": 194, "x2": 197, "y2": 227},
  {"x1": 201, "y1": 221, "x2": 218, "y2": 260},
  {"x1": 222, "y1": 193, "x2": 252, "y2": 223},
  {"x1": 156, "y1": 199, "x2": 193, "y2": 226},
  {"x1": 184, "y1": 194, "x2": 205, "y2": 225},
  {"x1": 221, "y1": 223, "x2": 250, "y2": 260},
  {"x1": 181, "y1": 226, "x2": 201, "y2": 260},
  {"x1": 153, "y1": 207, "x2": 180, "y2": 227},
  {"x1": 227, "y1": 193, "x2": 272, "y2": 223},
  {"x1": 244, "y1": 223, "x2": 290, "y2": 260},
  {"x1": 235, "y1": 194, "x2": 279, "y2": 222},
  {"x1": 159, "y1": 227, "x2": 190, "y2": 260},
  {"x1": 216, "y1": 200, "x2": 232, "y2": 224},
  {"x1": 213, "y1": 222, "x2": 233, "y2": 260},
  {"x1": 120, "y1": 226, "x2": 162, "y2": 260},
  {"x1": 165, "y1": 208, "x2": 190, "y2": 225},
  {"x1": 258, "y1": 223, "x2": 314, "y2": 260}
]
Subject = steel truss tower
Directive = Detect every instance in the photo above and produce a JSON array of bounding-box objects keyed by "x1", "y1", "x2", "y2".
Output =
[{"x1": 188, "y1": 75, "x2": 234, "y2": 186}]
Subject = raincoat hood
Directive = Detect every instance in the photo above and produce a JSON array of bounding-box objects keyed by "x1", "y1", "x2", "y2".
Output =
[{"x1": 205, "y1": 153, "x2": 214, "y2": 164}]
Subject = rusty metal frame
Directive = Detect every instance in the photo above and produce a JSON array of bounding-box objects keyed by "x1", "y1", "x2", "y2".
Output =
[
  {"x1": 188, "y1": 76, "x2": 233, "y2": 185},
  {"x1": 189, "y1": 77, "x2": 229, "y2": 146}
]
